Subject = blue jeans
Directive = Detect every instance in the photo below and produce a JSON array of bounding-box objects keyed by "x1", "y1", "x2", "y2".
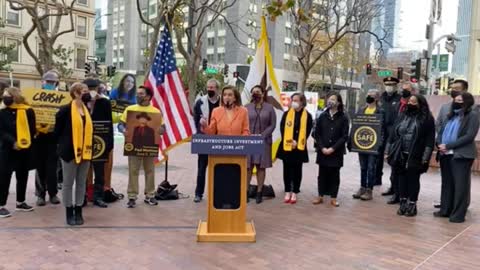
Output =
[{"x1": 359, "y1": 154, "x2": 377, "y2": 189}]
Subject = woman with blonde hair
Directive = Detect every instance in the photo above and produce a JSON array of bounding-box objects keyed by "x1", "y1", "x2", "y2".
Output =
[
  {"x1": 54, "y1": 82, "x2": 93, "y2": 225},
  {"x1": 0, "y1": 87, "x2": 36, "y2": 218}
]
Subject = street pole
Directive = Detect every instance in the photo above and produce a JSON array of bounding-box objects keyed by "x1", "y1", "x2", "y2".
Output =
[
  {"x1": 436, "y1": 43, "x2": 441, "y2": 72},
  {"x1": 426, "y1": 20, "x2": 435, "y2": 94}
]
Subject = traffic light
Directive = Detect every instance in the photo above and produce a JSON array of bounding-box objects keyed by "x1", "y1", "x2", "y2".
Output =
[
  {"x1": 397, "y1": 67, "x2": 404, "y2": 80},
  {"x1": 202, "y1": 59, "x2": 208, "y2": 71},
  {"x1": 224, "y1": 64, "x2": 229, "y2": 76},
  {"x1": 107, "y1": 65, "x2": 116, "y2": 77},
  {"x1": 366, "y1": 63, "x2": 372, "y2": 75},
  {"x1": 435, "y1": 78, "x2": 441, "y2": 90},
  {"x1": 85, "y1": 62, "x2": 91, "y2": 77},
  {"x1": 233, "y1": 71, "x2": 239, "y2": 78},
  {"x1": 94, "y1": 61, "x2": 101, "y2": 75},
  {"x1": 410, "y1": 59, "x2": 421, "y2": 80}
]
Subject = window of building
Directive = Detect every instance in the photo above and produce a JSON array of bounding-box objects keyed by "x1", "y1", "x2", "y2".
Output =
[
  {"x1": 149, "y1": 4, "x2": 156, "y2": 16},
  {"x1": 76, "y1": 48, "x2": 87, "y2": 69},
  {"x1": 7, "y1": 3, "x2": 21, "y2": 26},
  {"x1": 217, "y1": 53, "x2": 225, "y2": 63},
  {"x1": 119, "y1": 49, "x2": 124, "y2": 58},
  {"x1": 207, "y1": 54, "x2": 215, "y2": 63},
  {"x1": 119, "y1": 61, "x2": 124, "y2": 69},
  {"x1": 285, "y1": 27, "x2": 293, "y2": 39},
  {"x1": 38, "y1": 8, "x2": 50, "y2": 31},
  {"x1": 249, "y1": 3, "x2": 257, "y2": 13},
  {"x1": 78, "y1": 0, "x2": 88, "y2": 5},
  {"x1": 207, "y1": 37, "x2": 215, "y2": 47},
  {"x1": 113, "y1": 50, "x2": 118, "y2": 58},
  {"x1": 77, "y1": 16, "x2": 87, "y2": 38},
  {"x1": 217, "y1": 18, "x2": 225, "y2": 29},
  {"x1": 285, "y1": 44, "x2": 292, "y2": 54},
  {"x1": 6, "y1": 39, "x2": 20, "y2": 63},
  {"x1": 118, "y1": 37, "x2": 124, "y2": 45},
  {"x1": 217, "y1": 36, "x2": 225, "y2": 47},
  {"x1": 248, "y1": 38, "x2": 256, "y2": 49}
]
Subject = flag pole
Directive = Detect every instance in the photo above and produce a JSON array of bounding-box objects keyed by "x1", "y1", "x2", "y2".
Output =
[{"x1": 164, "y1": 154, "x2": 169, "y2": 181}]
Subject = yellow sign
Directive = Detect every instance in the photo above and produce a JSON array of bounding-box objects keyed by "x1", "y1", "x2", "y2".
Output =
[
  {"x1": 23, "y1": 88, "x2": 71, "y2": 125},
  {"x1": 353, "y1": 126, "x2": 377, "y2": 150}
]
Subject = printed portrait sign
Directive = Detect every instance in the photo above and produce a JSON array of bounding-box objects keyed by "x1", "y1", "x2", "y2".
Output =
[
  {"x1": 23, "y1": 88, "x2": 71, "y2": 126},
  {"x1": 110, "y1": 99, "x2": 131, "y2": 113},
  {"x1": 92, "y1": 121, "x2": 111, "y2": 162},
  {"x1": 123, "y1": 111, "x2": 162, "y2": 157},
  {"x1": 350, "y1": 114, "x2": 383, "y2": 154}
]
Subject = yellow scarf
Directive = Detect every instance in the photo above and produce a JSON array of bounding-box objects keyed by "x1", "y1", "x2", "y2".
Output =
[
  {"x1": 9, "y1": 103, "x2": 32, "y2": 149},
  {"x1": 71, "y1": 102, "x2": 93, "y2": 164},
  {"x1": 283, "y1": 108, "x2": 307, "y2": 151}
]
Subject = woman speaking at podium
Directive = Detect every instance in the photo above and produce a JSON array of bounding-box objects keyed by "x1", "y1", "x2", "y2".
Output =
[{"x1": 200, "y1": 85, "x2": 250, "y2": 136}]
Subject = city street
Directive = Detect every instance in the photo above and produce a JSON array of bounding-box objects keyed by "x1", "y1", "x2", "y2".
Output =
[{"x1": 0, "y1": 140, "x2": 479, "y2": 270}]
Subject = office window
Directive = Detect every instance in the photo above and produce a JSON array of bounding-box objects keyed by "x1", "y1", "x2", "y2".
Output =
[
  {"x1": 217, "y1": 36, "x2": 225, "y2": 47},
  {"x1": 119, "y1": 49, "x2": 124, "y2": 58},
  {"x1": 76, "y1": 48, "x2": 87, "y2": 69},
  {"x1": 77, "y1": 16, "x2": 87, "y2": 38},
  {"x1": 207, "y1": 37, "x2": 215, "y2": 47},
  {"x1": 7, "y1": 3, "x2": 21, "y2": 26},
  {"x1": 248, "y1": 38, "x2": 256, "y2": 49},
  {"x1": 285, "y1": 27, "x2": 293, "y2": 38},
  {"x1": 6, "y1": 39, "x2": 20, "y2": 62},
  {"x1": 217, "y1": 19, "x2": 225, "y2": 29},
  {"x1": 207, "y1": 54, "x2": 215, "y2": 63},
  {"x1": 113, "y1": 50, "x2": 118, "y2": 58},
  {"x1": 217, "y1": 53, "x2": 225, "y2": 63},
  {"x1": 119, "y1": 62, "x2": 124, "y2": 68},
  {"x1": 78, "y1": 0, "x2": 88, "y2": 5}
]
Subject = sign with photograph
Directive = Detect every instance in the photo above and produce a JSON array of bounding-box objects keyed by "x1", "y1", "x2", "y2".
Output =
[
  {"x1": 350, "y1": 114, "x2": 383, "y2": 154},
  {"x1": 23, "y1": 88, "x2": 71, "y2": 126},
  {"x1": 92, "y1": 121, "x2": 111, "y2": 162},
  {"x1": 123, "y1": 111, "x2": 162, "y2": 157}
]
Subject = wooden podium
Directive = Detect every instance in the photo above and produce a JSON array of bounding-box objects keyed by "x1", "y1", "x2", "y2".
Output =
[{"x1": 191, "y1": 135, "x2": 265, "y2": 243}]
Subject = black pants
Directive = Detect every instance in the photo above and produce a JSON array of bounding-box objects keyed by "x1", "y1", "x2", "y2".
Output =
[
  {"x1": 397, "y1": 167, "x2": 421, "y2": 202},
  {"x1": 317, "y1": 166, "x2": 340, "y2": 198},
  {"x1": 57, "y1": 159, "x2": 63, "y2": 184},
  {"x1": 283, "y1": 161, "x2": 303, "y2": 193},
  {"x1": 375, "y1": 146, "x2": 385, "y2": 185},
  {"x1": 439, "y1": 156, "x2": 473, "y2": 222},
  {"x1": 0, "y1": 152, "x2": 30, "y2": 206},
  {"x1": 195, "y1": 154, "x2": 208, "y2": 197},
  {"x1": 92, "y1": 161, "x2": 105, "y2": 200},
  {"x1": 34, "y1": 136, "x2": 58, "y2": 198},
  {"x1": 390, "y1": 168, "x2": 400, "y2": 195}
]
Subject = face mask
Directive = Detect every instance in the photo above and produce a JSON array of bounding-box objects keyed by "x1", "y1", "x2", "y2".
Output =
[
  {"x1": 224, "y1": 101, "x2": 233, "y2": 109},
  {"x1": 366, "y1": 96, "x2": 375, "y2": 104},
  {"x1": 81, "y1": 93, "x2": 92, "y2": 103},
  {"x1": 136, "y1": 96, "x2": 144, "y2": 104},
  {"x1": 407, "y1": 104, "x2": 418, "y2": 113},
  {"x1": 385, "y1": 86, "x2": 395, "y2": 94},
  {"x1": 252, "y1": 93, "x2": 262, "y2": 103},
  {"x1": 402, "y1": 90, "x2": 411, "y2": 99},
  {"x1": 43, "y1": 83, "x2": 56, "y2": 90},
  {"x1": 450, "y1": 91, "x2": 460, "y2": 99},
  {"x1": 2, "y1": 96, "x2": 13, "y2": 106},
  {"x1": 452, "y1": 102, "x2": 463, "y2": 111},
  {"x1": 90, "y1": 91, "x2": 98, "y2": 99},
  {"x1": 327, "y1": 101, "x2": 336, "y2": 108},
  {"x1": 207, "y1": 91, "x2": 216, "y2": 98},
  {"x1": 291, "y1": 101, "x2": 300, "y2": 109}
]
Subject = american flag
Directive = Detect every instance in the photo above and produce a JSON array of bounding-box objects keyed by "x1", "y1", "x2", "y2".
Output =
[{"x1": 145, "y1": 26, "x2": 196, "y2": 154}]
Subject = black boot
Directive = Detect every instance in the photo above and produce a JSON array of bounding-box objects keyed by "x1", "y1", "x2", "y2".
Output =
[
  {"x1": 256, "y1": 191, "x2": 263, "y2": 204},
  {"x1": 381, "y1": 187, "x2": 394, "y2": 196},
  {"x1": 387, "y1": 193, "x2": 400, "y2": 204},
  {"x1": 74, "y1": 206, "x2": 84, "y2": 225},
  {"x1": 404, "y1": 202, "x2": 417, "y2": 217},
  {"x1": 397, "y1": 198, "x2": 408, "y2": 216},
  {"x1": 66, "y1": 207, "x2": 75, "y2": 226}
]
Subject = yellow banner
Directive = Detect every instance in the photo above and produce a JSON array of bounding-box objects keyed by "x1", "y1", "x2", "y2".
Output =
[{"x1": 23, "y1": 88, "x2": 72, "y2": 125}]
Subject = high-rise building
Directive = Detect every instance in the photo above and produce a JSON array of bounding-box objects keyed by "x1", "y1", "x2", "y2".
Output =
[
  {"x1": 452, "y1": 0, "x2": 473, "y2": 77},
  {"x1": 466, "y1": 0, "x2": 480, "y2": 93}
]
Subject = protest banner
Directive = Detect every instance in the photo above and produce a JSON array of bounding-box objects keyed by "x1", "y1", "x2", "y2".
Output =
[
  {"x1": 23, "y1": 88, "x2": 71, "y2": 126},
  {"x1": 350, "y1": 114, "x2": 383, "y2": 154}
]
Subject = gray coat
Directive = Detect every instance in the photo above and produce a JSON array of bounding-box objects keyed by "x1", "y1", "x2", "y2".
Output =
[
  {"x1": 437, "y1": 110, "x2": 480, "y2": 160},
  {"x1": 436, "y1": 102, "x2": 451, "y2": 133}
]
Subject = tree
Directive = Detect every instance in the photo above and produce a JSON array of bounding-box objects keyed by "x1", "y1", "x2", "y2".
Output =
[
  {"x1": 267, "y1": 0, "x2": 389, "y2": 92},
  {"x1": 136, "y1": 0, "x2": 243, "y2": 106},
  {"x1": 0, "y1": 19, "x2": 15, "y2": 71},
  {"x1": 52, "y1": 45, "x2": 74, "y2": 80},
  {"x1": 7, "y1": 0, "x2": 78, "y2": 76}
]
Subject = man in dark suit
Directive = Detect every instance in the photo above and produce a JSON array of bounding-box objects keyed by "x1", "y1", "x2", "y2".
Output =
[{"x1": 132, "y1": 112, "x2": 156, "y2": 149}]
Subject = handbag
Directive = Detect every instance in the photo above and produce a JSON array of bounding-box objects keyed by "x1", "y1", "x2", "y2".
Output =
[{"x1": 386, "y1": 139, "x2": 404, "y2": 167}]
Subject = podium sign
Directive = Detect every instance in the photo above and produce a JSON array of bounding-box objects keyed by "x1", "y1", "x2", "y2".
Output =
[
  {"x1": 191, "y1": 135, "x2": 264, "y2": 242},
  {"x1": 350, "y1": 114, "x2": 383, "y2": 154}
]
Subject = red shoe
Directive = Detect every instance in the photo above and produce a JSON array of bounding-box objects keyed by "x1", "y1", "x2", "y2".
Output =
[
  {"x1": 284, "y1": 198, "x2": 291, "y2": 203},
  {"x1": 284, "y1": 193, "x2": 292, "y2": 203},
  {"x1": 290, "y1": 198, "x2": 297, "y2": 204}
]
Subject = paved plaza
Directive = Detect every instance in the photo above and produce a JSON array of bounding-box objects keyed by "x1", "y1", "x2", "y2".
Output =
[{"x1": 0, "y1": 141, "x2": 479, "y2": 270}]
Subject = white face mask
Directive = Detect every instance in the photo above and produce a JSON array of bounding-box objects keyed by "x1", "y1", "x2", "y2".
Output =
[
  {"x1": 90, "y1": 90, "x2": 98, "y2": 99},
  {"x1": 385, "y1": 86, "x2": 395, "y2": 94},
  {"x1": 291, "y1": 101, "x2": 300, "y2": 109}
]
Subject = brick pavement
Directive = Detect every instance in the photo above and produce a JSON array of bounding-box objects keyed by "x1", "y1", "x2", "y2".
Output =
[{"x1": 0, "y1": 140, "x2": 479, "y2": 270}]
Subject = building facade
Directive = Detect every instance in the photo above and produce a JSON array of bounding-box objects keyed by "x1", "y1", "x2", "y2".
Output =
[
  {"x1": 466, "y1": 0, "x2": 480, "y2": 94},
  {"x1": 0, "y1": 0, "x2": 96, "y2": 88},
  {"x1": 452, "y1": 0, "x2": 472, "y2": 77}
]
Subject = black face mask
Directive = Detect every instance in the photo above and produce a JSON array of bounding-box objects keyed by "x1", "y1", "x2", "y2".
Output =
[
  {"x1": 2, "y1": 96, "x2": 14, "y2": 106},
  {"x1": 402, "y1": 90, "x2": 412, "y2": 99},
  {"x1": 366, "y1": 96, "x2": 375, "y2": 104},
  {"x1": 252, "y1": 94, "x2": 263, "y2": 103},
  {"x1": 407, "y1": 104, "x2": 419, "y2": 113},
  {"x1": 452, "y1": 102, "x2": 463, "y2": 111},
  {"x1": 224, "y1": 101, "x2": 233, "y2": 109},
  {"x1": 81, "y1": 93, "x2": 91, "y2": 103},
  {"x1": 450, "y1": 91, "x2": 460, "y2": 99},
  {"x1": 207, "y1": 91, "x2": 216, "y2": 98}
]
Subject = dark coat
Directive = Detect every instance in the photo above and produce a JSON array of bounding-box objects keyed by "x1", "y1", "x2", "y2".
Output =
[
  {"x1": 276, "y1": 108, "x2": 313, "y2": 163},
  {"x1": 132, "y1": 126, "x2": 156, "y2": 148},
  {"x1": 315, "y1": 110, "x2": 349, "y2": 167},
  {"x1": 0, "y1": 107, "x2": 36, "y2": 170},
  {"x1": 380, "y1": 92, "x2": 401, "y2": 139},
  {"x1": 90, "y1": 98, "x2": 114, "y2": 153},
  {"x1": 54, "y1": 103, "x2": 93, "y2": 163},
  {"x1": 386, "y1": 111, "x2": 435, "y2": 172}
]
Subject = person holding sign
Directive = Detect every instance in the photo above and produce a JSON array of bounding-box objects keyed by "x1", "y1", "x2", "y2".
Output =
[
  {"x1": 118, "y1": 85, "x2": 164, "y2": 209},
  {"x1": 386, "y1": 94, "x2": 435, "y2": 217},
  {"x1": 83, "y1": 78, "x2": 113, "y2": 208},
  {"x1": 200, "y1": 85, "x2": 250, "y2": 136},
  {"x1": 276, "y1": 93, "x2": 313, "y2": 205},
  {"x1": 352, "y1": 89, "x2": 385, "y2": 201},
  {"x1": 245, "y1": 85, "x2": 276, "y2": 204},
  {"x1": 312, "y1": 93, "x2": 349, "y2": 207},
  {"x1": 0, "y1": 88, "x2": 36, "y2": 218},
  {"x1": 54, "y1": 83, "x2": 94, "y2": 226}
]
